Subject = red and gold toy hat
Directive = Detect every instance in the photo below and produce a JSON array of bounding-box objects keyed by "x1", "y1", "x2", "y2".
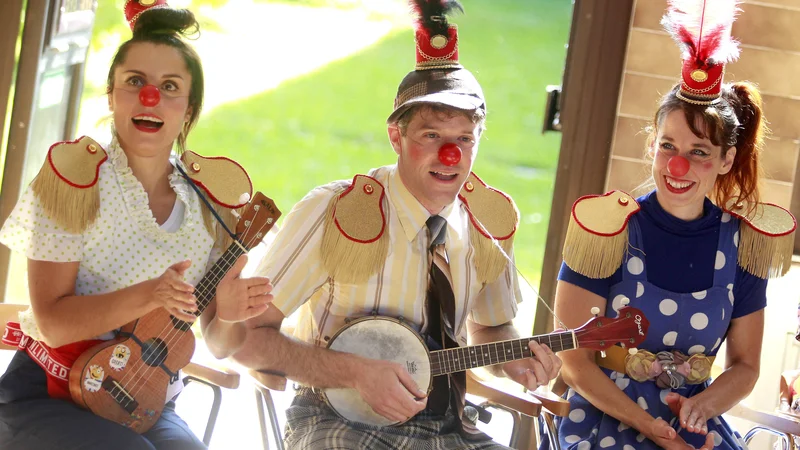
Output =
[
  {"x1": 412, "y1": 0, "x2": 462, "y2": 70},
  {"x1": 388, "y1": 0, "x2": 485, "y2": 123},
  {"x1": 662, "y1": 0, "x2": 742, "y2": 105},
  {"x1": 124, "y1": 0, "x2": 170, "y2": 31}
]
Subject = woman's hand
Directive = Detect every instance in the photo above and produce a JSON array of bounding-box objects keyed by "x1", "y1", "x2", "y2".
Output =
[
  {"x1": 644, "y1": 417, "x2": 714, "y2": 450},
  {"x1": 666, "y1": 392, "x2": 712, "y2": 435},
  {"x1": 215, "y1": 254, "x2": 273, "y2": 323},
  {"x1": 150, "y1": 259, "x2": 197, "y2": 322}
]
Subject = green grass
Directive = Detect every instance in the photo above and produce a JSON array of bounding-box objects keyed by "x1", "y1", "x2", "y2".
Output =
[{"x1": 187, "y1": 0, "x2": 572, "y2": 284}]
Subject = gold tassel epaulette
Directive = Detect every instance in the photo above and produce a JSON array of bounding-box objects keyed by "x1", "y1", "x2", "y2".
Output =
[
  {"x1": 320, "y1": 175, "x2": 389, "y2": 283},
  {"x1": 30, "y1": 136, "x2": 107, "y2": 233},
  {"x1": 181, "y1": 151, "x2": 253, "y2": 209},
  {"x1": 563, "y1": 191, "x2": 640, "y2": 279},
  {"x1": 457, "y1": 172, "x2": 519, "y2": 284},
  {"x1": 725, "y1": 200, "x2": 797, "y2": 279}
]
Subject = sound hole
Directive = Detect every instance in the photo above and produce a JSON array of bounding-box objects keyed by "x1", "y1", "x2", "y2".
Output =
[{"x1": 141, "y1": 338, "x2": 168, "y2": 367}]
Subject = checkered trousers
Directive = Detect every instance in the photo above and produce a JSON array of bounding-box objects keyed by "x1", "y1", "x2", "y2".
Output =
[{"x1": 283, "y1": 388, "x2": 512, "y2": 450}]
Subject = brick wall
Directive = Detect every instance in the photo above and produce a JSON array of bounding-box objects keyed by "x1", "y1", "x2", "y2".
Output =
[{"x1": 605, "y1": 0, "x2": 800, "y2": 209}]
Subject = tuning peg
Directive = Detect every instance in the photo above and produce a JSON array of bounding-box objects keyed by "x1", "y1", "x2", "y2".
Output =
[
  {"x1": 628, "y1": 348, "x2": 638, "y2": 356},
  {"x1": 620, "y1": 296, "x2": 630, "y2": 307},
  {"x1": 590, "y1": 307, "x2": 600, "y2": 317},
  {"x1": 600, "y1": 350, "x2": 607, "y2": 358},
  {"x1": 231, "y1": 209, "x2": 241, "y2": 220},
  {"x1": 239, "y1": 192, "x2": 251, "y2": 204}
]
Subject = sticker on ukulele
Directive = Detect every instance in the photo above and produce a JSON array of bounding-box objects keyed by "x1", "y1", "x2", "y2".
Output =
[
  {"x1": 110, "y1": 344, "x2": 131, "y2": 371},
  {"x1": 84, "y1": 365, "x2": 104, "y2": 392}
]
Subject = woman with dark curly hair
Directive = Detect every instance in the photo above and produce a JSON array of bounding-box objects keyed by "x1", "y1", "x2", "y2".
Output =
[{"x1": 0, "y1": 2, "x2": 271, "y2": 449}]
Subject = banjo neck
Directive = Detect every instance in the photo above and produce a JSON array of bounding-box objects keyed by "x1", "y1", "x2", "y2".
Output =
[{"x1": 429, "y1": 332, "x2": 576, "y2": 377}]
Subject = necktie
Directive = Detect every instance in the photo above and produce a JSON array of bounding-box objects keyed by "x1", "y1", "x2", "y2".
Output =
[{"x1": 424, "y1": 215, "x2": 488, "y2": 441}]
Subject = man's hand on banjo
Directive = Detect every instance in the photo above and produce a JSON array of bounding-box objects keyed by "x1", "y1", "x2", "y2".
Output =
[
  {"x1": 501, "y1": 341, "x2": 562, "y2": 390},
  {"x1": 351, "y1": 357, "x2": 428, "y2": 422}
]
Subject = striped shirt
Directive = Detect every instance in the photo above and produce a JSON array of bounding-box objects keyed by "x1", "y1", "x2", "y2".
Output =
[{"x1": 255, "y1": 165, "x2": 521, "y2": 347}]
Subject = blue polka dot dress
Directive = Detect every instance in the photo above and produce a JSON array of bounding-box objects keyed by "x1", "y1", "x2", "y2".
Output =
[{"x1": 551, "y1": 192, "x2": 766, "y2": 450}]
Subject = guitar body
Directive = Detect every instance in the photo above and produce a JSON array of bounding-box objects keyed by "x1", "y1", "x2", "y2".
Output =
[
  {"x1": 324, "y1": 316, "x2": 432, "y2": 427},
  {"x1": 69, "y1": 307, "x2": 195, "y2": 433},
  {"x1": 66, "y1": 191, "x2": 281, "y2": 433}
]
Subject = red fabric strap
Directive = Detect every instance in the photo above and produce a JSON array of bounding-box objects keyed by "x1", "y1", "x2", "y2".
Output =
[{"x1": 3, "y1": 321, "x2": 102, "y2": 401}]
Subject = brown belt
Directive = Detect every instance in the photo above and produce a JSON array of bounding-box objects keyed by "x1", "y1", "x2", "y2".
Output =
[{"x1": 596, "y1": 345, "x2": 715, "y2": 386}]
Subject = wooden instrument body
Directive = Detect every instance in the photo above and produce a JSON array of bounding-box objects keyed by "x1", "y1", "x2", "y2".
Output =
[
  {"x1": 66, "y1": 191, "x2": 281, "y2": 433},
  {"x1": 324, "y1": 316, "x2": 431, "y2": 427},
  {"x1": 69, "y1": 308, "x2": 194, "y2": 433}
]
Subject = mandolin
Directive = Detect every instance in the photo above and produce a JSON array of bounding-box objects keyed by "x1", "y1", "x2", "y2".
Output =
[
  {"x1": 323, "y1": 306, "x2": 649, "y2": 427},
  {"x1": 69, "y1": 192, "x2": 280, "y2": 433}
]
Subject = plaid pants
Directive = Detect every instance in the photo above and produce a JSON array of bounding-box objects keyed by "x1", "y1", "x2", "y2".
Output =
[{"x1": 284, "y1": 388, "x2": 512, "y2": 450}]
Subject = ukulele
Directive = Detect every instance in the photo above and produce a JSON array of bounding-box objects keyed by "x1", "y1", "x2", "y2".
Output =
[
  {"x1": 323, "y1": 306, "x2": 649, "y2": 427},
  {"x1": 69, "y1": 192, "x2": 280, "y2": 433}
]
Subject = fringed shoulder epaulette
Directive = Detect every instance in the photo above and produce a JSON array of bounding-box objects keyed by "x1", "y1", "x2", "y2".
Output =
[
  {"x1": 180, "y1": 151, "x2": 252, "y2": 209},
  {"x1": 30, "y1": 136, "x2": 107, "y2": 233},
  {"x1": 563, "y1": 191, "x2": 640, "y2": 279},
  {"x1": 725, "y1": 201, "x2": 797, "y2": 279},
  {"x1": 320, "y1": 175, "x2": 388, "y2": 283},
  {"x1": 180, "y1": 151, "x2": 254, "y2": 251},
  {"x1": 457, "y1": 172, "x2": 519, "y2": 284}
]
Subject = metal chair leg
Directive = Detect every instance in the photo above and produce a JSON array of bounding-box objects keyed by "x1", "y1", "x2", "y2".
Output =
[
  {"x1": 183, "y1": 376, "x2": 222, "y2": 446},
  {"x1": 263, "y1": 388, "x2": 285, "y2": 450},
  {"x1": 743, "y1": 426, "x2": 791, "y2": 450},
  {"x1": 255, "y1": 386, "x2": 285, "y2": 450},
  {"x1": 543, "y1": 412, "x2": 560, "y2": 450},
  {"x1": 479, "y1": 401, "x2": 522, "y2": 448},
  {"x1": 255, "y1": 388, "x2": 271, "y2": 450}
]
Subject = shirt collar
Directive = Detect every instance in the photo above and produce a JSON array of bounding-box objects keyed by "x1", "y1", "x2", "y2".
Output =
[{"x1": 387, "y1": 165, "x2": 466, "y2": 244}]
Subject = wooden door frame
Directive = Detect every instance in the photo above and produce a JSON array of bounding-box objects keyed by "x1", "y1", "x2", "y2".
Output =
[
  {"x1": 532, "y1": 0, "x2": 634, "y2": 335},
  {"x1": 0, "y1": 0, "x2": 52, "y2": 301},
  {"x1": 0, "y1": 0, "x2": 25, "y2": 153}
]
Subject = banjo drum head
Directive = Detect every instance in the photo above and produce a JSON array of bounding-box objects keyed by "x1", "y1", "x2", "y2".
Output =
[{"x1": 324, "y1": 316, "x2": 432, "y2": 427}]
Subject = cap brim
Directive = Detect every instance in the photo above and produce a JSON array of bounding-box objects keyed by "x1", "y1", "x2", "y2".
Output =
[{"x1": 387, "y1": 92, "x2": 485, "y2": 124}]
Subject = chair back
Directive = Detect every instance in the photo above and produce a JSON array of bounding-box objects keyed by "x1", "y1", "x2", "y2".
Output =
[{"x1": 0, "y1": 303, "x2": 28, "y2": 351}]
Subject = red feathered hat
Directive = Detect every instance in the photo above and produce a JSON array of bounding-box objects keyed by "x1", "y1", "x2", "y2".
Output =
[
  {"x1": 124, "y1": 0, "x2": 170, "y2": 31},
  {"x1": 662, "y1": 0, "x2": 743, "y2": 105}
]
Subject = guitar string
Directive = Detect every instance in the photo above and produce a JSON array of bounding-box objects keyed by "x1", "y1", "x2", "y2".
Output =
[
  {"x1": 124, "y1": 209, "x2": 269, "y2": 402},
  {"x1": 121, "y1": 206, "x2": 271, "y2": 404},
  {"x1": 120, "y1": 217, "x2": 255, "y2": 404},
  {"x1": 118, "y1": 222, "x2": 246, "y2": 399},
  {"x1": 429, "y1": 333, "x2": 572, "y2": 373},
  {"x1": 120, "y1": 247, "x2": 240, "y2": 402},
  {"x1": 124, "y1": 214, "x2": 268, "y2": 404},
  {"x1": 428, "y1": 338, "x2": 619, "y2": 375}
]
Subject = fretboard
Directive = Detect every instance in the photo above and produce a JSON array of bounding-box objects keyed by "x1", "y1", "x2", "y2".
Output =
[
  {"x1": 192, "y1": 243, "x2": 246, "y2": 317},
  {"x1": 429, "y1": 332, "x2": 576, "y2": 376}
]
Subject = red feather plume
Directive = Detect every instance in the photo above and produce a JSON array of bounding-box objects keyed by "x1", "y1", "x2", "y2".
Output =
[{"x1": 662, "y1": 0, "x2": 742, "y2": 65}]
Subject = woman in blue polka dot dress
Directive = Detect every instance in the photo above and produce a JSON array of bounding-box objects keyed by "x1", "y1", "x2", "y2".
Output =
[{"x1": 547, "y1": 2, "x2": 797, "y2": 449}]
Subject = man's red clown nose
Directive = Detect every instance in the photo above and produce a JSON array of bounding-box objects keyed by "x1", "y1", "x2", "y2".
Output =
[
  {"x1": 139, "y1": 85, "x2": 161, "y2": 107},
  {"x1": 438, "y1": 143, "x2": 461, "y2": 166},
  {"x1": 667, "y1": 155, "x2": 690, "y2": 177}
]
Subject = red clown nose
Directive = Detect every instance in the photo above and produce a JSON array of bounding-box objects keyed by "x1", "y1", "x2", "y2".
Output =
[
  {"x1": 667, "y1": 155, "x2": 690, "y2": 177},
  {"x1": 139, "y1": 85, "x2": 161, "y2": 107},
  {"x1": 438, "y1": 143, "x2": 462, "y2": 166}
]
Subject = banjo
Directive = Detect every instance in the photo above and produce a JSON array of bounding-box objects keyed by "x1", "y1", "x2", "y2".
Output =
[{"x1": 324, "y1": 306, "x2": 649, "y2": 427}]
